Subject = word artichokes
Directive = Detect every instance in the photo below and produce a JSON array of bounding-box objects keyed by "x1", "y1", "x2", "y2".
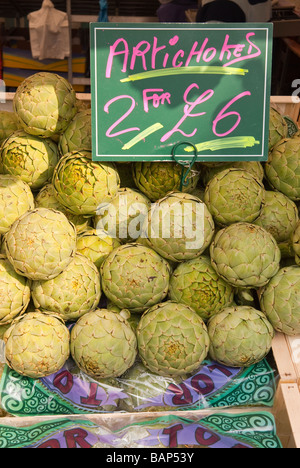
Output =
[
  {"x1": 52, "y1": 150, "x2": 120, "y2": 216},
  {"x1": 204, "y1": 168, "x2": 265, "y2": 226},
  {"x1": 13, "y1": 72, "x2": 77, "y2": 138},
  {"x1": 137, "y1": 301, "x2": 209, "y2": 377},
  {"x1": 169, "y1": 255, "x2": 235, "y2": 321},
  {"x1": 132, "y1": 162, "x2": 200, "y2": 201},
  {"x1": 4, "y1": 311, "x2": 70, "y2": 378},
  {"x1": 0, "y1": 258, "x2": 31, "y2": 325},
  {"x1": 4, "y1": 208, "x2": 77, "y2": 280},
  {"x1": 100, "y1": 243, "x2": 171, "y2": 313},
  {"x1": 31, "y1": 253, "x2": 101, "y2": 321},
  {"x1": 70, "y1": 309, "x2": 137, "y2": 379},
  {"x1": 259, "y1": 266, "x2": 300, "y2": 335},
  {"x1": 0, "y1": 175, "x2": 34, "y2": 234},
  {"x1": 210, "y1": 223, "x2": 281, "y2": 288},
  {"x1": 207, "y1": 306, "x2": 274, "y2": 367},
  {"x1": 0, "y1": 130, "x2": 59, "y2": 191},
  {"x1": 141, "y1": 192, "x2": 215, "y2": 263}
]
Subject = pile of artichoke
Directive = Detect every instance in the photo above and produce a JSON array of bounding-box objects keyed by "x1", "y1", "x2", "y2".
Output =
[{"x1": 0, "y1": 72, "x2": 299, "y2": 384}]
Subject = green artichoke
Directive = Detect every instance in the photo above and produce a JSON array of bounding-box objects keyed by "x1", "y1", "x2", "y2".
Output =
[
  {"x1": 58, "y1": 109, "x2": 92, "y2": 155},
  {"x1": 35, "y1": 183, "x2": 91, "y2": 234},
  {"x1": 3, "y1": 311, "x2": 70, "y2": 378},
  {"x1": 0, "y1": 175, "x2": 35, "y2": 234},
  {"x1": 52, "y1": 150, "x2": 120, "y2": 216},
  {"x1": 269, "y1": 107, "x2": 288, "y2": 150},
  {"x1": 292, "y1": 221, "x2": 300, "y2": 265},
  {"x1": 0, "y1": 257, "x2": 31, "y2": 325},
  {"x1": 141, "y1": 192, "x2": 215, "y2": 263},
  {"x1": 0, "y1": 111, "x2": 21, "y2": 144},
  {"x1": 100, "y1": 243, "x2": 171, "y2": 313},
  {"x1": 254, "y1": 190, "x2": 299, "y2": 243},
  {"x1": 210, "y1": 222, "x2": 281, "y2": 288},
  {"x1": 259, "y1": 265, "x2": 300, "y2": 335},
  {"x1": 31, "y1": 253, "x2": 101, "y2": 322},
  {"x1": 0, "y1": 130, "x2": 59, "y2": 191},
  {"x1": 13, "y1": 72, "x2": 77, "y2": 138},
  {"x1": 265, "y1": 136, "x2": 300, "y2": 201},
  {"x1": 169, "y1": 255, "x2": 235, "y2": 321},
  {"x1": 77, "y1": 227, "x2": 121, "y2": 269},
  {"x1": 132, "y1": 162, "x2": 200, "y2": 201},
  {"x1": 207, "y1": 306, "x2": 274, "y2": 367},
  {"x1": 70, "y1": 309, "x2": 137, "y2": 379},
  {"x1": 4, "y1": 207, "x2": 77, "y2": 280},
  {"x1": 201, "y1": 161, "x2": 264, "y2": 185},
  {"x1": 136, "y1": 301, "x2": 209, "y2": 377},
  {"x1": 95, "y1": 187, "x2": 151, "y2": 243},
  {"x1": 204, "y1": 168, "x2": 265, "y2": 226}
]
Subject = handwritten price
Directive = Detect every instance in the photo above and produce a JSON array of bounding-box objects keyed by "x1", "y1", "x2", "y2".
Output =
[{"x1": 104, "y1": 86, "x2": 257, "y2": 152}]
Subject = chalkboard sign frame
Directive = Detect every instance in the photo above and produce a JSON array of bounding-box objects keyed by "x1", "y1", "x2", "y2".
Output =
[{"x1": 90, "y1": 22, "x2": 273, "y2": 162}]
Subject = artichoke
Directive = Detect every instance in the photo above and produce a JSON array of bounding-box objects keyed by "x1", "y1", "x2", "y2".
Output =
[
  {"x1": 132, "y1": 162, "x2": 200, "y2": 201},
  {"x1": 169, "y1": 255, "x2": 235, "y2": 321},
  {"x1": 70, "y1": 309, "x2": 137, "y2": 379},
  {"x1": 207, "y1": 306, "x2": 274, "y2": 367},
  {"x1": 4, "y1": 208, "x2": 77, "y2": 280},
  {"x1": 0, "y1": 175, "x2": 35, "y2": 234},
  {"x1": 13, "y1": 72, "x2": 77, "y2": 138},
  {"x1": 269, "y1": 107, "x2": 288, "y2": 149},
  {"x1": 0, "y1": 257, "x2": 31, "y2": 325},
  {"x1": 0, "y1": 111, "x2": 21, "y2": 144},
  {"x1": 35, "y1": 183, "x2": 91, "y2": 233},
  {"x1": 95, "y1": 187, "x2": 151, "y2": 243},
  {"x1": 259, "y1": 265, "x2": 300, "y2": 335},
  {"x1": 3, "y1": 311, "x2": 70, "y2": 378},
  {"x1": 58, "y1": 109, "x2": 92, "y2": 155},
  {"x1": 210, "y1": 222, "x2": 281, "y2": 288},
  {"x1": 254, "y1": 190, "x2": 299, "y2": 243},
  {"x1": 31, "y1": 253, "x2": 101, "y2": 322},
  {"x1": 265, "y1": 136, "x2": 300, "y2": 201},
  {"x1": 136, "y1": 301, "x2": 209, "y2": 377},
  {"x1": 100, "y1": 243, "x2": 171, "y2": 313},
  {"x1": 0, "y1": 130, "x2": 59, "y2": 191},
  {"x1": 201, "y1": 161, "x2": 264, "y2": 185},
  {"x1": 293, "y1": 221, "x2": 300, "y2": 265},
  {"x1": 204, "y1": 168, "x2": 265, "y2": 226},
  {"x1": 52, "y1": 150, "x2": 120, "y2": 216},
  {"x1": 141, "y1": 192, "x2": 215, "y2": 263},
  {"x1": 77, "y1": 227, "x2": 121, "y2": 269}
]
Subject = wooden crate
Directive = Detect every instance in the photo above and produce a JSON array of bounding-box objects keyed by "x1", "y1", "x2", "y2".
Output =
[{"x1": 272, "y1": 333, "x2": 300, "y2": 387}]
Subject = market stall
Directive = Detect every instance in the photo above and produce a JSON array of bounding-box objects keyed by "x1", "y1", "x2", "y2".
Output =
[{"x1": 0, "y1": 0, "x2": 299, "y2": 451}]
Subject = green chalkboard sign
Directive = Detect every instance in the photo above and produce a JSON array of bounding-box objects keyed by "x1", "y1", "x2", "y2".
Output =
[{"x1": 90, "y1": 22, "x2": 273, "y2": 162}]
